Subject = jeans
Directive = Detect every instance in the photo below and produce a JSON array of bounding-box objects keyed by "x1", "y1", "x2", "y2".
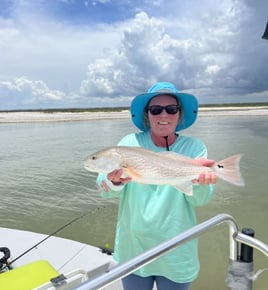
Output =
[{"x1": 122, "y1": 274, "x2": 191, "y2": 290}]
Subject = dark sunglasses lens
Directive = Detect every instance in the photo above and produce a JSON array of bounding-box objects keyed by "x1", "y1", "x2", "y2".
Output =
[
  {"x1": 166, "y1": 105, "x2": 179, "y2": 114},
  {"x1": 149, "y1": 106, "x2": 163, "y2": 115}
]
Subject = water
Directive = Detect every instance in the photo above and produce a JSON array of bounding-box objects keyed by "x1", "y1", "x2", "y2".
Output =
[{"x1": 0, "y1": 115, "x2": 267, "y2": 289}]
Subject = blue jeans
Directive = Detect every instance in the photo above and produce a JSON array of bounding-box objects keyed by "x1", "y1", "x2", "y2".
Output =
[{"x1": 122, "y1": 274, "x2": 191, "y2": 290}]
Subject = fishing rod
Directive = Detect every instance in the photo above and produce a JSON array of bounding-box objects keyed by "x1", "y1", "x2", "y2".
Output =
[{"x1": 0, "y1": 208, "x2": 105, "y2": 271}]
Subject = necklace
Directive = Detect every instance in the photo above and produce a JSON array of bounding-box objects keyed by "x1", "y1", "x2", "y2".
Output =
[{"x1": 163, "y1": 133, "x2": 179, "y2": 151}]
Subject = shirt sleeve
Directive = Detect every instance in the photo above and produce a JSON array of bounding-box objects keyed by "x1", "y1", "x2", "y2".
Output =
[{"x1": 186, "y1": 184, "x2": 214, "y2": 206}]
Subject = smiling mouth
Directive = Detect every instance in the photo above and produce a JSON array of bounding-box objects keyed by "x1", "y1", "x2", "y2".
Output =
[{"x1": 158, "y1": 121, "x2": 169, "y2": 125}]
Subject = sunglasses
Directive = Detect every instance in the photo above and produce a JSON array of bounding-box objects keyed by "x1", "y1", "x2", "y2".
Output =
[{"x1": 147, "y1": 105, "x2": 181, "y2": 115}]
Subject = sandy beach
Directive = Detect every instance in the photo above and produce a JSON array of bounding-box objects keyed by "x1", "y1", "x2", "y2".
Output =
[{"x1": 0, "y1": 106, "x2": 267, "y2": 123}]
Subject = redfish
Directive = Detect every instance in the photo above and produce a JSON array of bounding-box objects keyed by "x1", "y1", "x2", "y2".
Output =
[{"x1": 84, "y1": 146, "x2": 244, "y2": 196}]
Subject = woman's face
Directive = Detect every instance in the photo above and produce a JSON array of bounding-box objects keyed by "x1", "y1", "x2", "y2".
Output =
[{"x1": 147, "y1": 94, "x2": 180, "y2": 137}]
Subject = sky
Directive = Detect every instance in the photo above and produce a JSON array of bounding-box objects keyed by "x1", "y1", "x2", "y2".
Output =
[{"x1": 0, "y1": 0, "x2": 267, "y2": 110}]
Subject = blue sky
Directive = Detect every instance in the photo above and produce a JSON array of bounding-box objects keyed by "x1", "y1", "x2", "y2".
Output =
[{"x1": 0, "y1": 0, "x2": 267, "y2": 110}]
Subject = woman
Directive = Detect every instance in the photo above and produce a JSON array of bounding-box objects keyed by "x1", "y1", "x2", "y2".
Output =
[{"x1": 97, "y1": 82, "x2": 216, "y2": 290}]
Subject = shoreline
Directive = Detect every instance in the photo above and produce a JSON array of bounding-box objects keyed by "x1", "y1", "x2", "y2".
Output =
[{"x1": 0, "y1": 106, "x2": 268, "y2": 123}]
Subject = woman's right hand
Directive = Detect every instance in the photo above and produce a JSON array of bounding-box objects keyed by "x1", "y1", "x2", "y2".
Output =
[{"x1": 107, "y1": 169, "x2": 132, "y2": 185}]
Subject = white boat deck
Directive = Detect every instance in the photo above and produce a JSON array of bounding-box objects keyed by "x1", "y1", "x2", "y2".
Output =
[{"x1": 0, "y1": 227, "x2": 123, "y2": 289}]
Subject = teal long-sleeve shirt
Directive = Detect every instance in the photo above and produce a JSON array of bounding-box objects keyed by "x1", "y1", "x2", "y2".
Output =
[{"x1": 97, "y1": 131, "x2": 214, "y2": 283}]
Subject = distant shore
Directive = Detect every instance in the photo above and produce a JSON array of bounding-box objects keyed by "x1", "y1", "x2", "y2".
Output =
[{"x1": 0, "y1": 106, "x2": 267, "y2": 123}]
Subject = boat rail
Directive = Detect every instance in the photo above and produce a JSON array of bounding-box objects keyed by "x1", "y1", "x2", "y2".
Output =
[{"x1": 73, "y1": 213, "x2": 268, "y2": 290}]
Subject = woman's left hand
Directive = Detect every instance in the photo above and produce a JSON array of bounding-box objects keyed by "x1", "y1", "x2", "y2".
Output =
[{"x1": 192, "y1": 158, "x2": 217, "y2": 185}]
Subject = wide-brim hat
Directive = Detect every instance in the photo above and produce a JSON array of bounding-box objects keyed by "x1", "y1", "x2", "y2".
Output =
[{"x1": 130, "y1": 82, "x2": 198, "y2": 132}]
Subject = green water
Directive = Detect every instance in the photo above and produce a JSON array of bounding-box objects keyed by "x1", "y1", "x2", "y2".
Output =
[{"x1": 0, "y1": 116, "x2": 267, "y2": 289}]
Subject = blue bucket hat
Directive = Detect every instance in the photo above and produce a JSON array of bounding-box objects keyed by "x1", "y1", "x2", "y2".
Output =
[{"x1": 130, "y1": 82, "x2": 198, "y2": 132}]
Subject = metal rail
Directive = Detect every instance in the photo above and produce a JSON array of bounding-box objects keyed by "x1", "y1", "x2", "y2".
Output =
[
  {"x1": 73, "y1": 213, "x2": 268, "y2": 290},
  {"x1": 234, "y1": 232, "x2": 268, "y2": 257}
]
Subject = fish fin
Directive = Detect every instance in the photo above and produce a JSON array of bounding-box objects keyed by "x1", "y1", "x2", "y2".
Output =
[
  {"x1": 123, "y1": 166, "x2": 143, "y2": 179},
  {"x1": 214, "y1": 154, "x2": 245, "y2": 186},
  {"x1": 174, "y1": 182, "x2": 193, "y2": 196}
]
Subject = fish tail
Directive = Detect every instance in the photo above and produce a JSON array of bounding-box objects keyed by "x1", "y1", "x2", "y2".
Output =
[{"x1": 214, "y1": 154, "x2": 245, "y2": 186}]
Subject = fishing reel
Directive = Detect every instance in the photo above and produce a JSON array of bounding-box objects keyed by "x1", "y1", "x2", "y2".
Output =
[
  {"x1": 0, "y1": 247, "x2": 12, "y2": 272},
  {"x1": 99, "y1": 243, "x2": 114, "y2": 255}
]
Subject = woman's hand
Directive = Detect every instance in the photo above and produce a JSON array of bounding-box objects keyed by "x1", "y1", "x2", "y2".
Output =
[
  {"x1": 192, "y1": 158, "x2": 217, "y2": 185},
  {"x1": 107, "y1": 169, "x2": 132, "y2": 185}
]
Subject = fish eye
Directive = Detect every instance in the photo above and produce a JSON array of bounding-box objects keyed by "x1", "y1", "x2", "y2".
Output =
[{"x1": 92, "y1": 156, "x2": 97, "y2": 160}]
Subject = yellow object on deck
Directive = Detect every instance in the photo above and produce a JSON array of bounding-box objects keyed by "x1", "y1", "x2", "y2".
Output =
[{"x1": 0, "y1": 260, "x2": 59, "y2": 290}]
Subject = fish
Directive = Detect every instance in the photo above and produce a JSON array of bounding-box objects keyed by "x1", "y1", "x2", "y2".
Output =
[{"x1": 84, "y1": 146, "x2": 244, "y2": 196}]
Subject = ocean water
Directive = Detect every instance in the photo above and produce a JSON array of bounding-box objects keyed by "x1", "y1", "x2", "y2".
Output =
[{"x1": 0, "y1": 115, "x2": 267, "y2": 289}]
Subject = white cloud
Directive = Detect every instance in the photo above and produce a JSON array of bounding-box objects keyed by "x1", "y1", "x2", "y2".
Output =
[
  {"x1": 77, "y1": 10, "x2": 237, "y2": 103},
  {"x1": 77, "y1": 1, "x2": 268, "y2": 106},
  {"x1": 0, "y1": 10, "x2": 122, "y2": 91},
  {"x1": 0, "y1": 76, "x2": 65, "y2": 107}
]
